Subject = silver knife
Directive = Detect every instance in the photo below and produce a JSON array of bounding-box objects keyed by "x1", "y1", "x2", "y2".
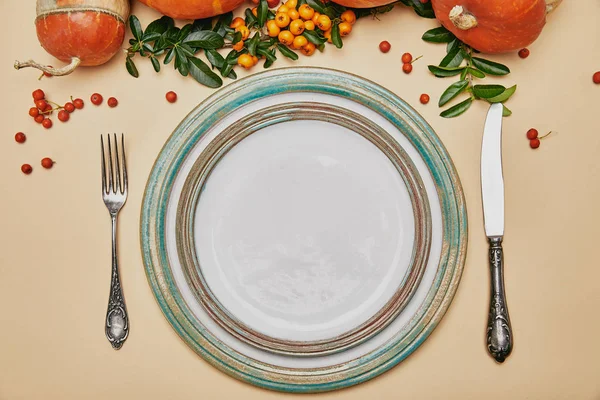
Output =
[{"x1": 481, "y1": 103, "x2": 512, "y2": 363}]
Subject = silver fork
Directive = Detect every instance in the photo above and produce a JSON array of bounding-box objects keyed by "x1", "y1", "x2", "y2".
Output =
[{"x1": 101, "y1": 133, "x2": 129, "y2": 350}]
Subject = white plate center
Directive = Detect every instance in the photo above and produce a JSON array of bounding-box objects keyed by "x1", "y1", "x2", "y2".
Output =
[{"x1": 194, "y1": 119, "x2": 415, "y2": 342}]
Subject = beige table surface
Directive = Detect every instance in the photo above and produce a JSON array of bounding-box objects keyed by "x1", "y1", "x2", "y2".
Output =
[{"x1": 1, "y1": 1, "x2": 599, "y2": 399}]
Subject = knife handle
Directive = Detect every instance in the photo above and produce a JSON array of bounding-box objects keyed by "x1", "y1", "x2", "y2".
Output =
[{"x1": 486, "y1": 237, "x2": 513, "y2": 363}]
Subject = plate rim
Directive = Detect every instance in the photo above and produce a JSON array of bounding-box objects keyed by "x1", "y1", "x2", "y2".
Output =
[{"x1": 140, "y1": 66, "x2": 467, "y2": 393}]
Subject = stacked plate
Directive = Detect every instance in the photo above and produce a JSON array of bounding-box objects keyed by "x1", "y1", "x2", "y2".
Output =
[{"x1": 141, "y1": 67, "x2": 467, "y2": 392}]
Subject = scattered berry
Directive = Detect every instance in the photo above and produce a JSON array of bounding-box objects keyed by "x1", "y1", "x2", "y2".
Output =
[
  {"x1": 42, "y1": 118, "x2": 53, "y2": 129},
  {"x1": 73, "y1": 98, "x2": 84, "y2": 109},
  {"x1": 518, "y1": 48, "x2": 530, "y2": 59},
  {"x1": 166, "y1": 91, "x2": 178, "y2": 103},
  {"x1": 526, "y1": 128, "x2": 538, "y2": 140},
  {"x1": 41, "y1": 157, "x2": 54, "y2": 169},
  {"x1": 35, "y1": 115, "x2": 45, "y2": 124},
  {"x1": 402, "y1": 63, "x2": 413, "y2": 74},
  {"x1": 15, "y1": 132, "x2": 26, "y2": 143},
  {"x1": 420, "y1": 93, "x2": 430, "y2": 104},
  {"x1": 64, "y1": 102, "x2": 75, "y2": 113},
  {"x1": 379, "y1": 40, "x2": 391, "y2": 53},
  {"x1": 107, "y1": 97, "x2": 119, "y2": 108},
  {"x1": 529, "y1": 138, "x2": 540, "y2": 149},
  {"x1": 401, "y1": 52, "x2": 413, "y2": 64},
  {"x1": 21, "y1": 164, "x2": 33, "y2": 175},
  {"x1": 58, "y1": 110, "x2": 70, "y2": 122},
  {"x1": 29, "y1": 107, "x2": 39, "y2": 118},
  {"x1": 593, "y1": 71, "x2": 600, "y2": 84},
  {"x1": 32, "y1": 89, "x2": 45, "y2": 101},
  {"x1": 35, "y1": 99, "x2": 48, "y2": 110},
  {"x1": 91, "y1": 93, "x2": 103, "y2": 105}
]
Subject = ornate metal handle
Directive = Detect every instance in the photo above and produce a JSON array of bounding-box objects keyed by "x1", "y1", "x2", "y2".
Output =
[
  {"x1": 486, "y1": 237, "x2": 512, "y2": 363},
  {"x1": 106, "y1": 215, "x2": 129, "y2": 349}
]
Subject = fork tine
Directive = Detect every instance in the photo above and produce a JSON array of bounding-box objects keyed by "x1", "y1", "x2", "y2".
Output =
[
  {"x1": 101, "y1": 135, "x2": 107, "y2": 194},
  {"x1": 114, "y1": 133, "x2": 121, "y2": 194},
  {"x1": 107, "y1": 134, "x2": 114, "y2": 193},
  {"x1": 121, "y1": 134, "x2": 128, "y2": 193}
]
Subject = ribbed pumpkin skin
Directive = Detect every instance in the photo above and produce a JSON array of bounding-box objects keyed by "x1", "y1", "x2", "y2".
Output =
[{"x1": 138, "y1": 0, "x2": 246, "y2": 20}]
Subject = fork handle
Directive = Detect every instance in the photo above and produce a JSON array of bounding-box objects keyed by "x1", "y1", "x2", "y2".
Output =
[{"x1": 106, "y1": 215, "x2": 129, "y2": 349}]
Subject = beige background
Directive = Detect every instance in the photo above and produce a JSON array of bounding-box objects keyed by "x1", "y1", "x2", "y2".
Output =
[{"x1": 1, "y1": 1, "x2": 599, "y2": 399}]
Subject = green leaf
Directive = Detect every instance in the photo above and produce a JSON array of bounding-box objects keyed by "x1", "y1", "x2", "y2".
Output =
[
  {"x1": 439, "y1": 80, "x2": 469, "y2": 107},
  {"x1": 129, "y1": 15, "x2": 143, "y2": 41},
  {"x1": 398, "y1": 0, "x2": 435, "y2": 18},
  {"x1": 183, "y1": 31, "x2": 225, "y2": 49},
  {"x1": 428, "y1": 65, "x2": 465, "y2": 77},
  {"x1": 205, "y1": 49, "x2": 225, "y2": 69},
  {"x1": 257, "y1": 0, "x2": 268, "y2": 27},
  {"x1": 277, "y1": 44, "x2": 299, "y2": 60},
  {"x1": 189, "y1": 57, "x2": 223, "y2": 88},
  {"x1": 178, "y1": 24, "x2": 193, "y2": 41},
  {"x1": 150, "y1": 57, "x2": 160, "y2": 72},
  {"x1": 460, "y1": 68, "x2": 468, "y2": 80},
  {"x1": 164, "y1": 48, "x2": 176, "y2": 65},
  {"x1": 257, "y1": 48, "x2": 277, "y2": 63},
  {"x1": 502, "y1": 105, "x2": 512, "y2": 117},
  {"x1": 145, "y1": 16, "x2": 174, "y2": 37},
  {"x1": 446, "y1": 38, "x2": 459, "y2": 54},
  {"x1": 142, "y1": 32, "x2": 161, "y2": 42},
  {"x1": 472, "y1": 84, "x2": 506, "y2": 99},
  {"x1": 192, "y1": 18, "x2": 213, "y2": 32},
  {"x1": 487, "y1": 85, "x2": 517, "y2": 103},
  {"x1": 422, "y1": 26, "x2": 455, "y2": 43},
  {"x1": 227, "y1": 31, "x2": 243, "y2": 45},
  {"x1": 162, "y1": 26, "x2": 181, "y2": 46},
  {"x1": 221, "y1": 62, "x2": 234, "y2": 78},
  {"x1": 142, "y1": 43, "x2": 154, "y2": 53},
  {"x1": 321, "y1": 6, "x2": 338, "y2": 18},
  {"x1": 297, "y1": 0, "x2": 307, "y2": 5},
  {"x1": 440, "y1": 97, "x2": 473, "y2": 118},
  {"x1": 179, "y1": 44, "x2": 195, "y2": 57},
  {"x1": 439, "y1": 46, "x2": 464, "y2": 68},
  {"x1": 468, "y1": 68, "x2": 485, "y2": 78},
  {"x1": 306, "y1": 0, "x2": 326, "y2": 14},
  {"x1": 125, "y1": 57, "x2": 139, "y2": 78},
  {"x1": 471, "y1": 57, "x2": 510, "y2": 76},
  {"x1": 174, "y1": 48, "x2": 189, "y2": 76},
  {"x1": 302, "y1": 30, "x2": 326, "y2": 45},
  {"x1": 213, "y1": 12, "x2": 233, "y2": 36},
  {"x1": 331, "y1": 23, "x2": 343, "y2": 49},
  {"x1": 245, "y1": 8, "x2": 258, "y2": 28},
  {"x1": 247, "y1": 33, "x2": 260, "y2": 56}
]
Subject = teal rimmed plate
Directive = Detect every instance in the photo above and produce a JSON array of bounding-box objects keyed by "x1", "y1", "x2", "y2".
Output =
[{"x1": 141, "y1": 67, "x2": 467, "y2": 393}]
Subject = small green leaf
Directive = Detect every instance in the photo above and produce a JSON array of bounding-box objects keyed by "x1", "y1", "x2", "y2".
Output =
[
  {"x1": 486, "y1": 85, "x2": 517, "y2": 103},
  {"x1": 189, "y1": 57, "x2": 223, "y2": 88},
  {"x1": 125, "y1": 57, "x2": 139, "y2": 78},
  {"x1": 331, "y1": 23, "x2": 343, "y2": 49},
  {"x1": 174, "y1": 48, "x2": 189, "y2": 76},
  {"x1": 302, "y1": 30, "x2": 326, "y2": 45},
  {"x1": 221, "y1": 62, "x2": 234, "y2": 78},
  {"x1": 247, "y1": 33, "x2": 260, "y2": 56},
  {"x1": 471, "y1": 57, "x2": 510, "y2": 76},
  {"x1": 245, "y1": 8, "x2": 258, "y2": 28},
  {"x1": 183, "y1": 31, "x2": 225, "y2": 49},
  {"x1": 150, "y1": 57, "x2": 160, "y2": 72},
  {"x1": 468, "y1": 68, "x2": 486, "y2": 78},
  {"x1": 440, "y1": 46, "x2": 464, "y2": 68},
  {"x1": 502, "y1": 105, "x2": 512, "y2": 117},
  {"x1": 257, "y1": 0, "x2": 268, "y2": 27},
  {"x1": 460, "y1": 68, "x2": 468, "y2": 80},
  {"x1": 178, "y1": 24, "x2": 193, "y2": 41},
  {"x1": 277, "y1": 44, "x2": 299, "y2": 60},
  {"x1": 428, "y1": 65, "x2": 465, "y2": 77},
  {"x1": 440, "y1": 97, "x2": 473, "y2": 118},
  {"x1": 472, "y1": 84, "x2": 506, "y2": 99},
  {"x1": 192, "y1": 18, "x2": 213, "y2": 32},
  {"x1": 257, "y1": 48, "x2": 277, "y2": 63},
  {"x1": 164, "y1": 48, "x2": 176, "y2": 65},
  {"x1": 142, "y1": 32, "x2": 161, "y2": 42},
  {"x1": 205, "y1": 49, "x2": 225, "y2": 69},
  {"x1": 439, "y1": 80, "x2": 469, "y2": 107},
  {"x1": 446, "y1": 38, "x2": 459, "y2": 54},
  {"x1": 129, "y1": 15, "x2": 143, "y2": 41},
  {"x1": 398, "y1": 0, "x2": 435, "y2": 18},
  {"x1": 297, "y1": 0, "x2": 307, "y2": 5},
  {"x1": 422, "y1": 26, "x2": 455, "y2": 43},
  {"x1": 306, "y1": 0, "x2": 326, "y2": 14},
  {"x1": 213, "y1": 12, "x2": 233, "y2": 36},
  {"x1": 142, "y1": 43, "x2": 154, "y2": 54},
  {"x1": 145, "y1": 16, "x2": 174, "y2": 37},
  {"x1": 179, "y1": 44, "x2": 195, "y2": 57}
]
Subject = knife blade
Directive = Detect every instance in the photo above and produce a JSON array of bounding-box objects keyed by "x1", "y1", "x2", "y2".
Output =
[{"x1": 480, "y1": 103, "x2": 512, "y2": 363}]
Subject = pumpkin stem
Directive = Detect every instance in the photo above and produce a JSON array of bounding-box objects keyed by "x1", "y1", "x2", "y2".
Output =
[
  {"x1": 449, "y1": 5, "x2": 478, "y2": 30},
  {"x1": 14, "y1": 57, "x2": 81, "y2": 76}
]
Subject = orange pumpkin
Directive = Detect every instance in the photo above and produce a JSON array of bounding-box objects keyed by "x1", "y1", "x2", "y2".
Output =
[
  {"x1": 138, "y1": 0, "x2": 246, "y2": 20},
  {"x1": 430, "y1": 0, "x2": 562, "y2": 53}
]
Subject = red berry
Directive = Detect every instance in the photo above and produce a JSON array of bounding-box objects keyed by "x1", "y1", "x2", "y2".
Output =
[
  {"x1": 530, "y1": 138, "x2": 540, "y2": 149},
  {"x1": 379, "y1": 40, "x2": 391, "y2": 53},
  {"x1": 420, "y1": 93, "x2": 430, "y2": 104},
  {"x1": 73, "y1": 98, "x2": 84, "y2": 109},
  {"x1": 41, "y1": 157, "x2": 54, "y2": 169},
  {"x1": 58, "y1": 110, "x2": 70, "y2": 122},
  {"x1": 593, "y1": 71, "x2": 600, "y2": 84},
  {"x1": 166, "y1": 91, "x2": 178, "y2": 103},
  {"x1": 420, "y1": 0, "x2": 428, "y2": 3},
  {"x1": 21, "y1": 164, "x2": 33, "y2": 175},
  {"x1": 402, "y1": 63, "x2": 413, "y2": 74},
  {"x1": 44, "y1": 103, "x2": 53, "y2": 115},
  {"x1": 43, "y1": 67, "x2": 53, "y2": 78},
  {"x1": 91, "y1": 93, "x2": 103, "y2": 105},
  {"x1": 32, "y1": 89, "x2": 45, "y2": 101},
  {"x1": 526, "y1": 128, "x2": 538, "y2": 140},
  {"x1": 518, "y1": 48, "x2": 530, "y2": 59},
  {"x1": 29, "y1": 107, "x2": 39, "y2": 118},
  {"x1": 401, "y1": 52, "x2": 412, "y2": 64},
  {"x1": 267, "y1": 0, "x2": 279, "y2": 7},
  {"x1": 15, "y1": 132, "x2": 26, "y2": 143},
  {"x1": 42, "y1": 118, "x2": 53, "y2": 129},
  {"x1": 64, "y1": 102, "x2": 75, "y2": 113},
  {"x1": 35, "y1": 115, "x2": 45, "y2": 124},
  {"x1": 35, "y1": 99, "x2": 48, "y2": 110},
  {"x1": 107, "y1": 97, "x2": 118, "y2": 108}
]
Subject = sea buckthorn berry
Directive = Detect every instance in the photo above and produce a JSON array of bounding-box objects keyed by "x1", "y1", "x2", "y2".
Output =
[
  {"x1": 379, "y1": 40, "x2": 391, "y2": 53},
  {"x1": 311, "y1": 12, "x2": 321, "y2": 24},
  {"x1": 401, "y1": 52, "x2": 412, "y2": 64},
  {"x1": 340, "y1": 10, "x2": 356, "y2": 24},
  {"x1": 323, "y1": 28, "x2": 332, "y2": 43},
  {"x1": 316, "y1": 15, "x2": 331, "y2": 31},
  {"x1": 284, "y1": 0, "x2": 297, "y2": 8},
  {"x1": 298, "y1": 4, "x2": 315, "y2": 20},
  {"x1": 73, "y1": 98, "x2": 84, "y2": 109},
  {"x1": 338, "y1": 22, "x2": 352, "y2": 36},
  {"x1": 232, "y1": 40, "x2": 245, "y2": 51},
  {"x1": 267, "y1": 0, "x2": 279, "y2": 7},
  {"x1": 107, "y1": 97, "x2": 118, "y2": 108},
  {"x1": 35, "y1": 115, "x2": 45, "y2": 124},
  {"x1": 32, "y1": 89, "x2": 45, "y2": 101},
  {"x1": 402, "y1": 63, "x2": 413, "y2": 74},
  {"x1": 41, "y1": 157, "x2": 54, "y2": 169},
  {"x1": 275, "y1": 12, "x2": 290, "y2": 28},
  {"x1": 526, "y1": 128, "x2": 538, "y2": 140},
  {"x1": 91, "y1": 93, "x2": 103, "y2": 105},
  {"x1": 420, "y1": 94, "x2": 430, "y2": 104},
  {"x1": 238, "y1": 54, "x2": 255, "y2": 69},
  {"x1": 593, "y1": 71, "x2": 600, "y2": 84},
  {"x1": 230, "y1": 17, "x2": 245, "y2": 29},
  {"x1": 235, "y1": 25, "x2": 250, "y2": 40},
  {"x1": 292, "y1": 35, "x2": 308, "y2": 49},
  {"x1": 277, "y1": 5, "x2": 289, "y2": 13},
  {"x1": 29, "y1": 107, "x2": 39, "y2": 117},
  {"x1": 15, "y1": 132, "x2": 26, "y2": 143},
  {"x1": 301, "y1": 42, "x2": 316, "y2": 56},
  {"x1": 288, "y1": 8, "x2": 300, "y2": 20},
  {"x1": 518, "y1": 48, "x2": 530, "y2": 59},
  {"x1": 35, "y1": 99, "x2": 48, "y2": 110},
  {"x1": 529, "y1": 138, "x2": 540, "y2": 149},
  {"x1": 42, "y1": 118, "x2": 53, "y2": 129},
  {"x1": 252, "y1": 7, "x2": 258, "y2": 16},
  {"x1": 304, "y1": 20, "x2": 315, "y2": 30},
  {"x1": 252, "y1": 55, "x2": 259, "y2": 65},
  {"x1": 278, "y1": 30, "x2": 295, "y2": 46},
  {"x1": 58, "y1": 110, "x2": 70, "y2": 122},
  {"x1": 166, "y1": 91, "x2": 178, "y2": 103},
  {"x1": 266, "y1": 21, "x2": 280, "y2": 38},
  {"x1": 21, "y1": 164, "x2": 33, "y2": 175},
  {"x1": 289, "y1": 19, "x2": 305, "y2": 35},
  {"x1": 64, "y1": 102, "x2": 75, "y2": 113}
]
